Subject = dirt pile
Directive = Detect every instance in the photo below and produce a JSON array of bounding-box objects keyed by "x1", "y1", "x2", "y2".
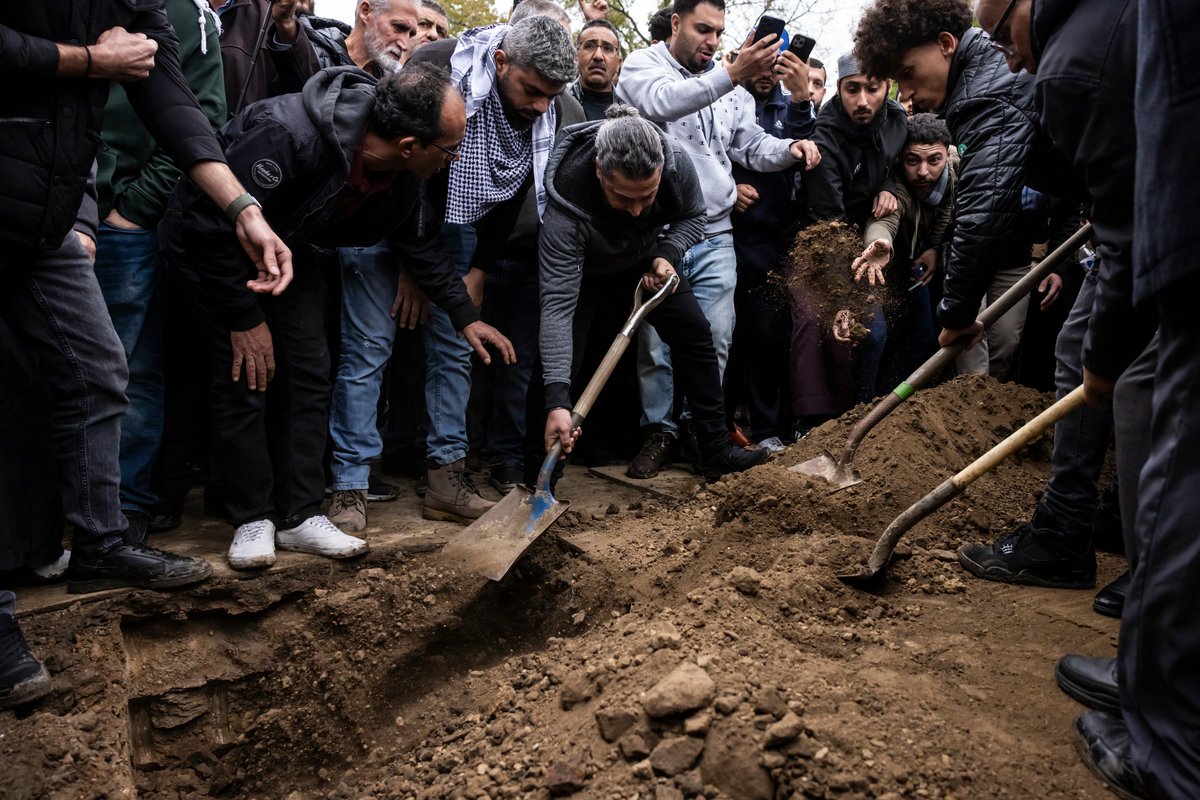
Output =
[{"x1": 5, "y1": 375, "x2": 1119, "y2": 800}]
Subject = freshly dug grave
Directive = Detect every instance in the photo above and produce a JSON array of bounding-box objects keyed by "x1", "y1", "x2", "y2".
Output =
[
  {"x1": 787, "y1": 221, "x2": 878, "y2": 343},
  {"x1": 1, "y1": 375, "x2": 1123, "y2": 800}
]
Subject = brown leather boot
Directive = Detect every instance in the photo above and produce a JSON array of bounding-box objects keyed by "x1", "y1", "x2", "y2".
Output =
[{"x1": 422, "y1": 459, "x2": 495, "y2": 523}]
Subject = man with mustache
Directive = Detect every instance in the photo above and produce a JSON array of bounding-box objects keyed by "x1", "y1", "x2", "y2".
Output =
[
  {"x1": 568, "y1": 19, "x2": 622, "y2": 122},
  {"x1": 304, "y1": 0, "x2": 420, "y2": 74},
  {"x1": 615, "y1": 0, "x2": 819, "y2": 478}
]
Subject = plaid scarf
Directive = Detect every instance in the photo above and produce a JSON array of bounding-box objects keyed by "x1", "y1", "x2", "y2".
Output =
[{"x1": 445, "y1": 24, "x2": 557, "y2": 224}]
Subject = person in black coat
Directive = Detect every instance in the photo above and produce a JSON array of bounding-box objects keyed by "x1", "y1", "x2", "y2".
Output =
[{"x1": 0, "y1": 0, "x2": 292, "y2": 709}]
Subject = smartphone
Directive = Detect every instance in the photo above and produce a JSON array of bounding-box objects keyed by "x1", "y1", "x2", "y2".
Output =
[
  {"x1": 787, "y1": 33, "x2": 816, "y2": 62},
  {"x1": 752, "y1": 15, "x2": 786, "y2": 44}
]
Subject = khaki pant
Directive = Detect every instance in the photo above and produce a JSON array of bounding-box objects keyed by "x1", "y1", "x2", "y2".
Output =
[{"x1": 954, "y1": 263, "x2": 1030, "y2": 378}]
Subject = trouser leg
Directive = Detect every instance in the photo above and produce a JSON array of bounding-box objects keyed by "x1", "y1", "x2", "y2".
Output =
[
  {"x1": 1111, "y1": 332, "x2": 1158, "y2": 568},
  {"x1": 424, "y1": 223, "x2": 475, "y2": 466}
]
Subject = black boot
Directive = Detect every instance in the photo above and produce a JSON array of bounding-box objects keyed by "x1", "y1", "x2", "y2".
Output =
[
  {"x1": 0, "y1": 615, "x2": 52, "y2": 710},
  {"x1": 1073, "y1": 711, "x2": 1150, "y2": 800},
  {"x1": 1055, "y1": 654, "x2": 1119, "y2": 714},
  {"x1": 699, "y1": 444, "x2": 769, "y2": 481},
  {"x1": 67, "y1": 543, "x2": 213, "y2": 594},
  {"x1": 957, "y1": 507, "x2": 1096, "y2": 589},
  {"x1": 123, "y1": 511, "x2": 150, "y2": 546},
  {"x1": 1093, "y1": 571, "x2": 1130, "y2": 618}
]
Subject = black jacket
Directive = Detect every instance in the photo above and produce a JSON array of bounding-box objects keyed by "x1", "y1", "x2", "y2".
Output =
[
  {"x1": 217, "y1": 0, "x2": 321, "y2": 117},
  {"x1": 804, "y1": 94, "x2": 908, "y2": 229},
  {"x1": 300, "y1": 14, "x2": 353, "y2": 70},
  {"x1": 1033, "y1": 0, "x2": 1151, "y2": 380},
  {"x1": 0, "y1": 0, "x2": 225, "y2": 254},
  {"x1": 937, "y1": 26, "x2": 1081, "y2": 330},
  {"x1": 162, "y1": 67, "x2": 476, "y2": 333}
]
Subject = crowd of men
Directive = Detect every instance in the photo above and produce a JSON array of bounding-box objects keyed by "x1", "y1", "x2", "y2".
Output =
[{"x1": 1, "y1": 0, "x2": 1196, "y2": 796}]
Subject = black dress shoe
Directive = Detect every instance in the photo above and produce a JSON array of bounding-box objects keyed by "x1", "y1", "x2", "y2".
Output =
[
  {"x1": 1073, "y1": 711, "x2": 1149, "y2": 800},
  {"x1": 67, "y1": 543, "x2": 213, "y2": 594},
  {"x1": 1056, "y1": 654, "x2": 1119, "y2": 714},
  {"x1": 1094, "y1": 571, "x2": 1130, "y2": 618}
]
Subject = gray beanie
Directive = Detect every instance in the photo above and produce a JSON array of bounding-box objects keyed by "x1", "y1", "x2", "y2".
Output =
[{"x1": 837, "y1": 51, "x2": 862, "y2": 82}]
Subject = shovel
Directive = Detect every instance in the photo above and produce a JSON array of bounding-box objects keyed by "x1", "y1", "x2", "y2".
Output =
[
  {"x1": 440, "y1": 274, "x2": 680, "y2": 581},
  {"x1": 838, "y1": 384, "x2": 1086, "y2": 587},
  {"x1": 792, "y1": 223, "x2": 1093, "y2": 491}
]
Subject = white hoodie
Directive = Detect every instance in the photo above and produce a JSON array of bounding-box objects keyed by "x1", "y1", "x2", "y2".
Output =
[{"x1": 616, "y1": 42, "x2": 800, "y2": 237}]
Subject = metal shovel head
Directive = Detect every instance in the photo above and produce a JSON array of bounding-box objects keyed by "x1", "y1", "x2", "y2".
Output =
[
  {"x1": 439, "y1": 484, "x2": 571, "y2": 581},
  {"x1": 789, "y1": 449, "x2": 863, "y2": 491}
]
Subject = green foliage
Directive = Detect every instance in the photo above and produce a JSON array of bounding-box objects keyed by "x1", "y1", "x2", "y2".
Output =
[{"x1": 443, "y1": 0, "x2": 505, "y2": 36}]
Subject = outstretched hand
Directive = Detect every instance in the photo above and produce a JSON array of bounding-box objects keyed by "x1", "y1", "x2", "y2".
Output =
[{"x1": 851, "y1": 238, "x2": 892, "y2": 286}]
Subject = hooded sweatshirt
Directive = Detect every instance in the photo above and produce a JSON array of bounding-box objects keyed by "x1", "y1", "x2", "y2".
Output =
[
  {"x1": 538, "y1": 120, "x2": 706, "y2": 407},
  {"x1": 163, "y1": 67, "x2": 475, "y2": 332},
  {"x1": 616, "y1": 42, "x2": 800, "y2": 237}
]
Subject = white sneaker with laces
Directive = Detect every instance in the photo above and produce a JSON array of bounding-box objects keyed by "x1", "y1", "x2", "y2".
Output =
[
  {"x1": 276, "y1": 515, "x2": 369, "y2": 559},
  {"x1": 229, "y1": 519, "x2": 277, "y2": 570},
  {"x1": 756, "y1": 436, "x2": 787, "y2": 454}
]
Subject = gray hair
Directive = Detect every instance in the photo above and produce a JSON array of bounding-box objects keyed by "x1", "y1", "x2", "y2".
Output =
[
  {"x1": 500, "y1": 15, "x2": 577, "y2": 84},
  {"x1": 595, "y1": 105, "x2": 664, "y2": 179},
  {"x1": 509, "y1": 0, "x2": 571, "y2": 30}
]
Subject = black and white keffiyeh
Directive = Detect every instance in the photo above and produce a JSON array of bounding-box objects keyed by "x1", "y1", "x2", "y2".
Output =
[{"x1": 445, "y1": 24, "x2": 557, "y2": 224}]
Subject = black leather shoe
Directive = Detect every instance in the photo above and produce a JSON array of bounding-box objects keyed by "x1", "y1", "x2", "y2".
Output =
[
  {"x1": 1056, "y1": 654, "x2": 1119, "y2": 715},
  {"x1": 699, "y1": 444, "x2": 769, "y2": 481},
  {"x1": 0, "y1": 615, "x2": 52, "y2": 710},
  {"x1": 1073, "y1": 711, "x2": 1149, "y2": 800},
  {"x1": 1094, "y1": 571, "x2": 1130, "y2": 618},
  {"x1": 67, "y1": 543, "x2": 213, "y2": 594}
]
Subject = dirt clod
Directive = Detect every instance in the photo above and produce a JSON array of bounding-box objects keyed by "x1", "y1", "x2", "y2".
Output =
[{"x1": 640, "y1": 662, "x2": 717, "y2": 718}]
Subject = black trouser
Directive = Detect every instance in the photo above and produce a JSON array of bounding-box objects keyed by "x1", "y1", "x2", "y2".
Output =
[
  {"x1": 728, "y1": 238, "x2": 792, "y2": 441},
  {"x1": 190, "y1": 253, "x2": 331, "y2": 528}
]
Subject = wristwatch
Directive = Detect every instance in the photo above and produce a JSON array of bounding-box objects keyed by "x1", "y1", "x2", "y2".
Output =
[{"x1": 225, "y1": 192, "x2": 262, "y2": 223}]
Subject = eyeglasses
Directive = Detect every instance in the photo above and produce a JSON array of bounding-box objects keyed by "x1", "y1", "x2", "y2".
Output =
[
  {"x1": 987, "y1": 0, "x2": 1020, "y2": 57},
  {"x1": 429, "y1": 141, "x2": 461, "y2": 161},
  {"x1": 578, "y1": 40, "x2": 620, "y2": 56}
]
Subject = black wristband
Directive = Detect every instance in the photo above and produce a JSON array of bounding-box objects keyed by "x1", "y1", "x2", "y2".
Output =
[{"x1": 84, "y1": 45, "x2": 92, "y2": 78}]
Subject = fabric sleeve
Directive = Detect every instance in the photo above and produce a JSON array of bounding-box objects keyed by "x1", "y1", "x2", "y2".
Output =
[
  {"x1": 727, "y1": 96, "x2": 800, "y2": 173},
  {"x1": 651, "y1": 152, "x2": 706, "y2": 267},
  {"x1": 538, "y1": 203, "x2": 589, "y2": 408},
  {"x1": 615, "y1": 48, "x2": 735, "y2": 123},
  {"x1": 0, "y1": 24, "x2": 61, "y2": 76}
]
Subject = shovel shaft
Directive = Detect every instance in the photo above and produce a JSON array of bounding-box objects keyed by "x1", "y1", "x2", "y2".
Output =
[
  {"x1": 838, "y1": 223, "x2": 1093, "y2": 467},
  {"x1": 861, "y1": 385, "x2": 1086, "y2": 576}
]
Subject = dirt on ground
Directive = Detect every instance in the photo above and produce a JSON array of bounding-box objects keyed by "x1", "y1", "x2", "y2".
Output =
[{"x1": 1, "y1": 375, "x2": 1123, "y2": 800}]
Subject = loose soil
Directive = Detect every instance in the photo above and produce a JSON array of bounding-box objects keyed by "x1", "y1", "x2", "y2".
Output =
[
  {"x1": 787, "y1": 221, "x2": 878, "y2": 343},
  {"x1": 1, "y1": 375, "x2": 1123, "y2": 800}
]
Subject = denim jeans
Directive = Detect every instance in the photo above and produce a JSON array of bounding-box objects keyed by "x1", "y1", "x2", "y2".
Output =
[
  {"x1": 853, "y1": 303, "x2": 888, "y2": 405},
  {"x1": 480, "y1": 255, "x2": 539, "y2": 467},
  {"x1": 92, "y1": 223, "x2": 165, "y2": 515},
  {"x1": 1039, "y1": 269, "x2": 1114, "y2": 531},
  {"x1": 0, "y1": 233, "x2": 128, "y2": 550},
  {"x1": 329, "y1": 241, "x2": 398, "y2": 491},
  {"x1": 425, "y1": 223, "x2": 476, "y2": 466},
  {"x1": 637, "y1": 233, "x2": 736, "y2": 434}
]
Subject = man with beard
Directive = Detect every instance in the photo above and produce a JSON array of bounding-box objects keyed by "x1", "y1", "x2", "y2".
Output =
[
  {"x1": 305, "y1": 0, "x2": 420, "y2": 73},
  {"x1": 807, "y1": 56, "x2": 827, "y2": 110},
  {"x1": 568, "y1": 19, "x2": 622, "y2": 121},
  {"x1": 616, "y1": 0, "x2": 820, "y2": 478},
  {"x1": 790, "y1": 53, "x2": 907, "y2": 424},
  {"x1": 726, "y1": 42, "x2": 816, "y2": 452}
]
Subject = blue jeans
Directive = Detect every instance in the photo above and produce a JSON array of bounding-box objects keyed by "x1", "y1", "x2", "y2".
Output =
[
  {"x1": 1, "y1": 233, "x2": 128, "y2": 549},
  {"x1": 853, "y1": 303, "x2": 887, "y2": 404},
  {"x1": 637, "y1": 233, "x2": 736, "y2": 434},
  {"x1": 92, "y1": 223, "x2": 165, "y2": 515},
  {"x1": 425, "y1": 223, "x2": 476, "y2": 466},
  {"x1": 480, "y1": 255, "x2": 539, "y2": 467},
  {"x1": 1040, "y1": 269, "x2": 1113, "y2": 528},
  {"x1": 329, "y1": 242, "x2": 398, "y2": 491}
]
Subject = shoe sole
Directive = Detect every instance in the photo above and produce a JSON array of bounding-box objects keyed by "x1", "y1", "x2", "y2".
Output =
[
  {"x1": 329, "y1": 517, "x2": 368, "y2": 534},
  {"x1": 956, "y1": 549, "x2": 1095, "y2": 590},
  {"x1": 1055, "y1": 663, "x2": 1121, "y2": 715},
  {"x1": 366, "y1": 492, "x2": 399, "y2": 503},
  {"x1": 1071, "y1": 724, "x2": 1143, "y2": 800},
  {"x1": 67, "y1": 562, "x2": 214, "y2": 595},
  {"x1": 422, "y1": 506, "x2": 489, "y2": 524},
  {"x1": 276, "y1": 541, "x2": 369, "y2": 559},
  {"x1": 228, "y1": 553, "x2": 277, "y2": 570},
  {"x1": 0, "y1": 665, "x2": 52, "y2": 710}
]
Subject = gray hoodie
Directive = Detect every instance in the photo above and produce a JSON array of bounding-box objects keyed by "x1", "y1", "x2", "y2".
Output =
[
  {"x1": 538, "y1": 120, "x2": 706, "y2": 407},
  {"x1": 616, "y1": 42, "x2": 800, "y2": 236}
]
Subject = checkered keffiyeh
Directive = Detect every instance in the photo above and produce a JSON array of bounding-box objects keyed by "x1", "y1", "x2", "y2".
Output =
[{"x1": 445, "y1": 24, "x2": 557, "y2": 224}]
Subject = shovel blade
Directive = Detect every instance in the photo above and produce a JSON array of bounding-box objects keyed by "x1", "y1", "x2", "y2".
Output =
[
  {"x1": 439, "y1": 485, "x2": 571, "y2": 581},
  {"x1": 836, "y1": 562, "x2": 886, "y2": 587},
  {"x1": 789, "y1": 449, "x2": 863, "y2": 491}
]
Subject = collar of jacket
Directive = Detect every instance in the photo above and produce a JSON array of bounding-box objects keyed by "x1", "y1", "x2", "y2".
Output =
[{"x1": 945, "y1": 26, "x2": 983, "y2": 108}]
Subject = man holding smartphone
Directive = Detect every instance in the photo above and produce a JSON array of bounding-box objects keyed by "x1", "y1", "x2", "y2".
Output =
[{"x1": 615, "y1": 0, "x2": 820, "y2": 478}]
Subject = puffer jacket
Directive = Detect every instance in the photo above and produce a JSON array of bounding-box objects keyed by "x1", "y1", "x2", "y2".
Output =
[
  {"x1": 0, "y1": 0, "x2": 225, "y2": 255},
  {"x1": 162, "y1": 67, "x2": 476, "y2": 333},
  {"x1": 937, "y1": 26, "x2": 1078, "y2": 330},
  {"x1": 299, "y1": 14, "x2": 353, "y2": 70},
  {"x1": 538, "y1": 120, "x2": 706, "y2": 407}
]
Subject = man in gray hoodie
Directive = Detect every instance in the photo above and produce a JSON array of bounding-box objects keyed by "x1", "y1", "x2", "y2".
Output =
[
  {"x1": 539, "y1": 109, "x2": 768, "y2": 480},
  {"x1": 616, "y1": 0, "x2": 819, "y2": 478}
]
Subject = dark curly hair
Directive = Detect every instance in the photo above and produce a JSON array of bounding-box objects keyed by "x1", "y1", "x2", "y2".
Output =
[
  {"x1": 905, "y1": 112, "x2": 952, "y2": 146},
  {"x1": 853, "y1": 0, "x2": 973, "y2": 80}
]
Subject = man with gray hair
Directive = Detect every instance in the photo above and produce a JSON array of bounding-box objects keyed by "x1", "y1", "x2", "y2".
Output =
[
  {"x1": 302, "y1": 0, "x2": 420, "y2": 73},
  {"x1": 509, "y1": 0, "x2": 572, "y2": 31},
  {"x1": 538, "y1": 108, "x2": 769, "y2": 479}
]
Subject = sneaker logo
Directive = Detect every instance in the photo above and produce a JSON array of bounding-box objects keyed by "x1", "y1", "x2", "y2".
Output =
[{"x1": 1000, "y1": 542, "x2": 1015, "y2": 554}]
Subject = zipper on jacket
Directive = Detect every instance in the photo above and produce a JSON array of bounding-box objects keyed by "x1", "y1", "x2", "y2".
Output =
[{"x1": 0, "y1": 117, "x2": 52, "y2": 126}]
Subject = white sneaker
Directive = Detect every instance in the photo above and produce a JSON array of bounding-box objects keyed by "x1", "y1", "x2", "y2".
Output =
[
  {"x1": 276, "y1": 515, "x2": 369, "y2": 560},
  {"x1": 31, "y1": 550, "x2": 71, "y2": 581},
  {"x1": 229, "y1": 520, "x2": 277, "y2": 570},
  {"x1": 756, "y1": 436, "x2": 787, "y2": 454}
]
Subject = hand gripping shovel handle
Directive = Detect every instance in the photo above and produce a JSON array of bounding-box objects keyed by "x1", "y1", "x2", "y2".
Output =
[
  {"x1": 835, "y1": 222, "x2": 1094, "y2": 467},
  {"x1": 844, "y1": 385, "x2": 1087, "y2": 585},
  {"x1": 532, "y1": 274, "x2": 680, "y2": 488}
]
